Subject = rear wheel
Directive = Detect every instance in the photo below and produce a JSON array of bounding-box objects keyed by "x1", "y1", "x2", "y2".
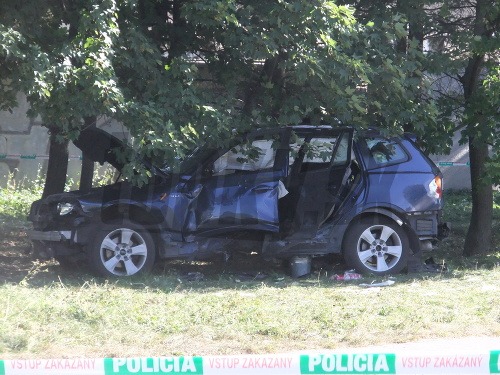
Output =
[
  {"x1": 89, "y1": 220, "x2": 156, "y2": 277},
  {"x1": 343, "y1": 217, "x2": 409, "y2": 275}
]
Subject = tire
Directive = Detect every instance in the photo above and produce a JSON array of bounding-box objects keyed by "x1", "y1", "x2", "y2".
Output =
[
  {"x1": 343, "y1": 217, "x2": 409, "y2": 275},
  {"x1": 89, "y1": 220, "x2": 156, "y2": 277}
]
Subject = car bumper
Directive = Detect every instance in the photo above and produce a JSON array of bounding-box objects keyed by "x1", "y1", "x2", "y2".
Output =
[{"x1": 27, "y1": 230, "x2": 73, "y2": 242}]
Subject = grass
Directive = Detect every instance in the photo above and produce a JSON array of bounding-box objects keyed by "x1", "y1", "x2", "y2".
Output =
[
  {"x1": 0, "y1": 185, "x2": 499, "y2": 359},
  {"x1": 1, "y1": 274, "x2": 498, "y2": 359},
  {"x1": 439, "y1": 190, "x2": 500, "y2": 269}
]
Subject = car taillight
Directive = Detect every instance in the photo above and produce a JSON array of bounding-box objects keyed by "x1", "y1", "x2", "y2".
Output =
[{"x1": 428, "y1": 175, "x2": 443, "y2": 199}]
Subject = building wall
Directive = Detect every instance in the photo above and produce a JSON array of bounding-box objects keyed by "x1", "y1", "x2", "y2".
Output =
[
  {"x1": 0, "y1": 94, "x2": 125, "y2": 188},
  {"x1": 430, "y1": 133, "x2": 471, "y2": 191}
]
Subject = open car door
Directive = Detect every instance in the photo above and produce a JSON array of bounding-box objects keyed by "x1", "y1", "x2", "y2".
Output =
[
  {"x1": 182, "y1": 130, "x2": 288, "y2": 237},
  {"x1": 279, "y1": 127, "x2": 354, "y2": 236}
]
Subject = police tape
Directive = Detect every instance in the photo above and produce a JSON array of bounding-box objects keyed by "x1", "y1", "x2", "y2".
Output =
[
  {"x1": 1, "y1": 350, "x2": 499, "y2": 375},
  {"x1": 0, "y1": 154, "x2": 472, "y2": 167},
  {"x1": 437, "y1": 161, "x2": 470, "y2": 167}
]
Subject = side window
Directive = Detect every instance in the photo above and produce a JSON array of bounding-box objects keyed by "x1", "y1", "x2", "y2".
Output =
[
  {"x1": 213, "y1": 139, "x2": 277, "y2": 175},
  {"x1": 288, "y1": 133, "x2": 352, "y2": 168},
  {"x1": 289, "y1": 137, "x2": 338, "y2": 165},
  {"x1": 364, "y1": 137, "x2": 408, "y2": 166},
  {"x1": 304, "y1": 138, "x2": 338, "y2": 163},
  {"x1": 331, "y1": 133, "x2": 350, "y2": 166}
]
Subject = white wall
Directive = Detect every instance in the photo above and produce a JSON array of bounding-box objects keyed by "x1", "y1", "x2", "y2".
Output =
[
  {"x1": 0, "y1": 94, "x2": 126, "y2": 188},
  {"x1": 430, "y1": 132, "x2": 471, "y2": 191}
]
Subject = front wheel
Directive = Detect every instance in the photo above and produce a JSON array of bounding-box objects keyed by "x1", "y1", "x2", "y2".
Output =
[
  {"x1": 343, "y1": 217, "x2": 409, "y2": 275},
  {"x1": 89, "y1": 220, "x2": 156, "y2": 277}
]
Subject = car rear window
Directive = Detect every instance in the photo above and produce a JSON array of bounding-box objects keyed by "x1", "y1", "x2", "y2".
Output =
[{"x1": 364, "y1": 137, "x2": 408, "y2": 166}]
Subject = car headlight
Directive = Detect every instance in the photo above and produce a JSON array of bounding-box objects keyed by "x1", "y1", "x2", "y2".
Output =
[{"x1": 57, "y1": 202, "x2": 75, "y2": 216}]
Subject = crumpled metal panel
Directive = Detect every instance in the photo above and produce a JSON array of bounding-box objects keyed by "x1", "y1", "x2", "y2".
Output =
[{"x1": 186, "y1": 178, "x2": 280, "y2": 233}]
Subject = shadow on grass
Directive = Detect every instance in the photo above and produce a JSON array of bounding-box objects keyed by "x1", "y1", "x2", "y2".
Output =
[{"x1": 4, "y1": 243, "x2": 498, "y2": 293}]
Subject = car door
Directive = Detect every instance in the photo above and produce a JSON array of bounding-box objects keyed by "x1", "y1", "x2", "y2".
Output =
[
  {"x1": 280, "y1": 128, "x2": 354, "y2": 235},
  {"x1": 182, "y1": 130, "x2": 288, "y2": 237}
]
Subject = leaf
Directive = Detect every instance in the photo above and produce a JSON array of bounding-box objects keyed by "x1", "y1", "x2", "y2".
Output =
[
  {"x1": 394, "y1": 22, "x2": 407, "y2": 38},
  {"x1": 262, "y1": 81, "x2": 274, "y2": 89}
]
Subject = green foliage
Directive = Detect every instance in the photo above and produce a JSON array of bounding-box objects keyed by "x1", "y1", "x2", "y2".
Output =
[
  {"x1": 444, "y1": 190, "x2": 500, "y2": 223},
  {"x1": 0, "y1": 0, "x2": 124, "y2": 135},
  {"x1": 438, "y1": 190, "x2": 500, "y2": 268},
  {"x1": 0, "y1": 179, "x2": 42, "y2": 221},
  {"x1": 424, "y1": 1, "x2": 499, "y2": 158},
  {"x1": 1, "y1": 0, "x2": 444, "y2": 185},
  {"x1": 0, "y1": 25, "x2": 27, "y2": 111},
  {"x1": 1, "y1": 0, "x2": 497, "y2": 188},
  {"x1": 340, "y1": 0, "x2": 498, "y2": 254},
  {"x1": 482, "y1": 66, "x2": 500, "y2": 184}
]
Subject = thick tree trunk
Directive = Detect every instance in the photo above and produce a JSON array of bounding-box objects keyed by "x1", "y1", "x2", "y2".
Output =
[
  {"x1": 168, "y1": 0, "x2": 186, "y2": 62},
  {"x1": 463, "y1": 138, "x2": 493, "y2": 255},
  {"x1": 461, "y1": 0, "x2": 493, "y2": 255},
  {"x1": 42, "y1": 127, "x2": 69, "y2": 198},
  {"x1": 242, "y1": 53, "x2": 286, "y2": 118},
  {"x1": 79, "y1": 155, "x2": 94, "y2": 192},
  {"x1": 79, "y1": 117, "x2": 96, "y2": 192}
]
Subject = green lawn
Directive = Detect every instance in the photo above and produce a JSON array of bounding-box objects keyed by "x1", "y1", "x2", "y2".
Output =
[{"x1": 0, "y1": 186, "x2": 498, "y2": 359}]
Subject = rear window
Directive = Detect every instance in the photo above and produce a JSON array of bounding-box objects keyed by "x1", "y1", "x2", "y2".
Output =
[{"x1": 364, "y1": 137, "x2": 408, "y2": 167}]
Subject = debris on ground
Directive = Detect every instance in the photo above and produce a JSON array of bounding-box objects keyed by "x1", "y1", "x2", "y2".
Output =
[
  {"x1": 359, "y1": 279, "x2": 396, "y2": 288},
  {"x1": 423, "y1": 257, "x2": 448, "y2": 272},
  {"x1": 407, "y1": 255, "x2": 448, "y2": 273},
  {"x1": 330, "y1": 270, "x2": 363, "y2": 281}
]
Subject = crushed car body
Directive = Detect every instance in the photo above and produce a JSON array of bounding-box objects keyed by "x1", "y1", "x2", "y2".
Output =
[{"x1": 28, "y1": 126, "x2": 449, "y2": 277}]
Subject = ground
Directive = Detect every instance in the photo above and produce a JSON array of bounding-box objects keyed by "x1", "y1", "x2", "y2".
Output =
[
  {"x1": 0, "y1": 218, "x2": 349, "y2": 284},
  {"x1": 1, "y1": 193, "x2": 499, "y2": 360}
]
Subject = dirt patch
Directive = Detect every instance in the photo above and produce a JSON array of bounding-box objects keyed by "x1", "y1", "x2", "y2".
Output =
[
  {"x1": 0, "y1": 221, "x2": 35, "y2": 284},
  {"x1": 0, "y1": 210, "x2": 353, "y2": 285},
  {"x1": 0, "y1": 218, "x2": 86, "y2": 285},
  {"x1": 0, "y1": 219, "x2": 347, "y2": 285},
  {"x1": 154, "y1": 251, "x2": 346, "y2": 282}
]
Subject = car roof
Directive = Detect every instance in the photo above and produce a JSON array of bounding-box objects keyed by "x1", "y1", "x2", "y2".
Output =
[{"x1": 286, "y1": 125, "x2": 352, "y2": 131}]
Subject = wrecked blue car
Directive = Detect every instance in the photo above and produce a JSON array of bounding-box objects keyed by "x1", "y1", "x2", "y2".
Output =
[{"x1": 28, "y1": 126, "x2": 449, "y2": 277}]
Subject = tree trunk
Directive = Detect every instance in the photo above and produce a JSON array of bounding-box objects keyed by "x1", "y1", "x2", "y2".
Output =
[
  {"x1": 463, "y1": 137, "x2": 493, "y2": 255},
  {"x1": 461, "y1": 0, "x2": 493, "y2": 256},
  {"x1": 79, "y1": 117, "x2": 96, "y2": 192},
  {"x1": 79, "y1": 155, "x2": 94, "y2": 191},
  {"x1": 242, "y1": 53, "x2": 286, "y2": 118},
  {"x1": 168, "y1": 0, "x2": 186, "y2": 62},
  {"x1": 42, "y1": 127, "x2": 69, "y2": 198}
]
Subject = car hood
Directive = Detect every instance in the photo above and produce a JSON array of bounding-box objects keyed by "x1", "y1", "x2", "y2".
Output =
[
  {"x1": 73, "y1": 127, "x2": 130, "y2": 170},
  {"x1": 73, "y1": 127, "x2": 167, "y2": 178}
]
